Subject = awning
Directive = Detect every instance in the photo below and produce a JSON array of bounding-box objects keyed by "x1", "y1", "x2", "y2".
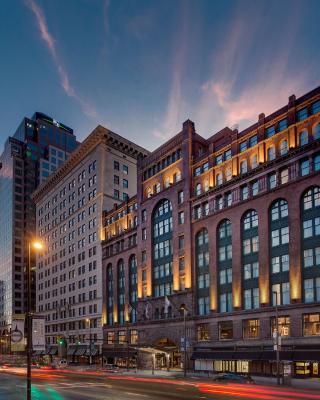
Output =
[
  {"x1": 33, "y1": 350, "x2": 45, "y2": 356},
  {"x1": 67, "y1": 346, "x2": 76, "y2": 356},
  {"x1": 74, "y1": 346, "x2": 87, "y2": 356},
  {"x1": 85, "y1": 347, "x2": 99, "y2": 357},
  {"x1": 49, "y1": 347, "x2": 58, "y2": 355}
]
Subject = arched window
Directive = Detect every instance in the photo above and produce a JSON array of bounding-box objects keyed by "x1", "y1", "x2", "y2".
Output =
[
  {"x1": 118, "y1": 260, "x2": 125, "y2": 325},
  {"x1": 129, "y1": 255, "x2": 137, "y2": 323},
  {"x1": 279, "y1": 139, "x2": 288, "y2": 156},
  {"x1": 299, "y1": 130, "x2": 308, "y2": 146},
  {"x1": 240, "y1": 160, "x2": 247, "y2": 174},
  {"x1": 267, "y1": 146, "x2": 276, "y2": 161},
  {"x1": 217, "y1": 220, "x2": 232, "y2": 313},
  {"x1": 195, "y1": 183, "x2": 202, "y2": 196},
  {"x1": 251, "y1": 154, "x2": 258, "y2": 169},
  {"x1": 216, "y1": 172, "x2": 223, "y2": 186},
  {"x1": 196, "y1": 229, "x2": 210, "y2": 316},
  {"x1": 270, "y1": 200, "x2": 290, "y2": 305},
  {"x1": 204, "y1": 180, "x2": 209, "y2": 192},
  {"x1": 313, "y1": 123, "x2": 320, "y2": 140},
  {"x1": 153, "y1": 200, "x2": 173, "y2": 297},
  {"x1": 106, "y1": 264, "x2": 113, "y2": 326},
  {"x1": 242, "y1": 211, "x2": 259, "y2": 310},
  {"x1": 226, "y1": 167, "x2": 232, "y2": 181},
  {"x1": 301, "y1": 187, "x2": 320, "y2": 303}
]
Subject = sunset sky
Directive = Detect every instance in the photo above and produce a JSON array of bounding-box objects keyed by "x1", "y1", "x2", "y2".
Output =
[{"x1": 0, "y1": 0, "x2": 319, "y2": 151}]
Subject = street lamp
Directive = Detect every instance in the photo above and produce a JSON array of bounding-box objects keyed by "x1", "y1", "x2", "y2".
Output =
[
  {"x1": 27, "y1": 240, "x2": 43, "y2": 400},
  {"x1": 86, "y1": 318, "x2": 92, "y2": 365},
  {"x1": 179, "y1": 305, "x2": 188, "y2": 378},
  {"x1": 272, "y1": 291, "x2": 280, "y2": 385}
]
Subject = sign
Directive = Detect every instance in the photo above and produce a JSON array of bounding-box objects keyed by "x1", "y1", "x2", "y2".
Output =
[
  {"x1": 32, "y1": 318, "x2": 46, "y2": 351},
  {"x1": 11, "y1": 316, "x2": 25, "y2": 352},
  {"x1": 283, "y1": 364, "x2": 292, "y2": 376}
]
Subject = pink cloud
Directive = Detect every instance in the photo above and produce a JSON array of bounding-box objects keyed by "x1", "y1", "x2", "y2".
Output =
[{"x1": 26, "y1": 0, "x2": 98, "y2": 118}]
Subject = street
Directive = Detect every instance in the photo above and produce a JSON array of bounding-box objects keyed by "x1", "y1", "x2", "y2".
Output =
[{"x1": 1, "y1": 369, "x2": 320, "y2": 400}]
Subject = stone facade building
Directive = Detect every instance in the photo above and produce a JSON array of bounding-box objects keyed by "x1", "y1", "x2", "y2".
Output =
[
  {"x1": 102, "y1": 86, "x2": 320, "y2": 377},
  {"x1": 32, "y1": 125, "x2": 148, "y2": 359}
]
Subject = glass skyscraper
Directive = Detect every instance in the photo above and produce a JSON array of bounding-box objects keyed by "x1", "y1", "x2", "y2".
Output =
[{"x1": 0, "y1": 113, "x2": 78, "y2": 340}]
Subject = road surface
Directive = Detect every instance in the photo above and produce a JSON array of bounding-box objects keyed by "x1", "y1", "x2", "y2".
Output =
[{"x1": 1, "y1": 369, "x2": 320, "y2": 400}]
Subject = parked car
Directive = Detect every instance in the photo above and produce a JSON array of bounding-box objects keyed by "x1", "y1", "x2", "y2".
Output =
[
  {"x1": 102, "y1": 364, "x2": 120, "y2": 373},
  {"x1": 213, "y1": 372, "x2": 255, "y2": 384}
]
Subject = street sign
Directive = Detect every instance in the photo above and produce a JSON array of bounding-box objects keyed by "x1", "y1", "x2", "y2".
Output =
[{"x1": 11, "y1": 315, "x2": 25, "y2": 352}]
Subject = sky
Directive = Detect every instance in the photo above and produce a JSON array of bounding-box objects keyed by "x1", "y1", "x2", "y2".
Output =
[{"x1": 0, "y1": 0, "x2": 319, "y2": 152}]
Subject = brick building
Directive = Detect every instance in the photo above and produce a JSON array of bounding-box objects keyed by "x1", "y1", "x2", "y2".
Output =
[{"x1": 102, "y1": 87, "x2": 320, "y2": 377}]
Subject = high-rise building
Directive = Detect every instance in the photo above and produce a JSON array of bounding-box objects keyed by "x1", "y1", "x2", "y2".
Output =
[
  {"x1": 102, "y1": 87, "x2": 320, "y2": 377},
  {"x1": 32, "y1": 125, "x2": 149, "y2": 358},
  {"x1": 0, "y1": 113, "x2": 78, "y2": 338}
]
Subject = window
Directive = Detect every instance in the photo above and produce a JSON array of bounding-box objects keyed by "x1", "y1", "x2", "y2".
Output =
[
  {"x1": 123, "y1": 165, "x2": 128, "y2": 174},
  {"x1": 244, "y1": 262, "x2": 259, "y2": 279},
  {"x1": 240, "y1": 160, "x2": 247, "y2": 174},
  {"x1": 216, "y1": 154, "x2": 223, "y2": 165},
  {"x1": 271, "y1": 316, "x2": 290, "y2": 337},
  {"x1": 178, "y1": 191, "x2": 184, "y2": 204},
  {"x1": 280, "y1": 168, "x2": 289, "y2": 184},
  {"x1": 302, "y1": 187, "x2": 320, "y2": 210},
  {"x1": 271, "y1": 199, "x2": 288, "y2": 221},
  {"x1": 240, "y1": 141, "x2": 247, "y2": 152},
  {"x1": 252, "y1": 180, "x2": 259, "y2": 196},
  {"x1": 225, "y1": 167, "x2": 232, "y2": 181},
  {"x1": 142, "y1": 228, "x2": 147, "y2": 240},
  {"x1": 198, "y1": 297, "x2": 210, "y2": 316},
  {"x1": 278, "y1": 119, "x2": 288, "y2": 132},
  {"x1": 216, "y1": 173, "x2": 223, "y2": 186},
  {"x1": 107, "y1": 331, "x2": 115, "y2": 344},
  {"x1": 303, "y1": 314, "x2": 320, "y2": 336},
  {"x1": 224, "y1": 149, "x2": 232, "y2": 160},
  {"x1": 271, "y1": 254, "x2": 289, "y2": 273},
  {"x1": 303, "y1": 247, "x2": 320, "y2": 268},
  {"x1": 249, "y1": 135, "x2": 258, "y2": 147},
  {"x1": 243, "y1": 319, "x2": 260, "y2": 339},
  {"x1": 271, "y1": 227, "x2": 289, "y2": 247},
  {"x1": 178, "y1": 211, "x2": 184, "y2": 225},
  {"x1": 114, "y1": 160, "x2": 119, "y2": 170},
  {"x1": 297, "y1": 108, "x2": 308, "y2": 122},
  {"x1": 123, "y1": 179, "x2": 129, "y2": 188},
  {"x1": 272, "y1": 282, "x2": 290, "y2": 305},
  {"x1": 195, "y1": 183, "x2": 202, "y2": 196},
  {"x1": 299, "y1": 130, "x2": 308, "y2": 146},
  {"x1": 114, "y1": 175, "x2": 119, "y2": 184},
  {"x1": 267, "y1": 146, "x2": 276, "y2": 161},
  {"x1": 279, "y1": 140, "x2": 288, "y2": 155},
  {"x1": 114, "y1": 189, "x2": 119, "y2": 199},
  {"x1": 141, "y1": 209, "x2": 147, "y2": 222},
  {"x1": 241, "y1": 185, "x2": 248, "y2": 200},
  {"x1": 196, "y1": 229, "x2": 210, "y2": 315},
  {"x1": 304, "y1": 278, "x2": 320, "y2": 303},
  {"x1": 179, "y1": 235, "x2": 185, "y2": 250},
  {"x1": 118, "y1": 331, "x2": 126, "y2": 344},
  {"x1": 197, "y1": 324, "x2": 210, "y2": 341},
  {"x1": 130, "y1": 330, "x2": 138, "y2": 344},
  {"x1": 266, "y1": 126, "x2": 275, "y2": 138},
  {"x1": 219, "y1": 321, "x2": 233, "y2": 340},
  {"x1": 243, "y1": 210, "x2": 258, "y2": 230},
  {"x1": 251, "y1": 154, "x2": 258, "y2": 169},
  {"x1": 314, "y1": 154, "x2": 320, "y2": 171},
  {"x1": 312, "y1": 101, "x2": 320, "y2": 115},
  {"x1": 268, "y1": 173, "x2": 277, "y2": 189},
  {"x1": 313, "y1": 123, "x2": 320, "y2": 140},
  {"x1": 300, "y1": 159, "x2": 310, "y2": 176},
  {"x1": 244, "y1": 288, "x2": 259, "y2": 310}
]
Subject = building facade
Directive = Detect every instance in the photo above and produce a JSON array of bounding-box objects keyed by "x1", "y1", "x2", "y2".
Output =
[
  {"x1": 102, "y1": 87, "x2": 320, "y2": 377},
  {"x1": 32, "y1": 125, "x2": 149, "y2": 359},
  {"x1": 0, "y1": 113, "x2": 77, "y2": 344}
]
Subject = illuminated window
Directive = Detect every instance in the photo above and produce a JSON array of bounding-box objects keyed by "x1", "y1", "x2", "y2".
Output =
[
  {"x1": 219, "y1": 321, "x2": 233, "y2": 340},
  {"x1": 279, "y1": 140, "x2": 288, "y2": 155},
  {"x1": 251, "y1": 154, "x2": 258, "y2": 169},
  {"x1": 243, "y1": 319, "x2": 260, "y2": 339},
  {"x1": 195, "y1": 183, "x2": 202, "y2": 196},
  {"x1": 240, "y1": 160, "x2": 247, "y2": 174},
  {"x1": 303, "y1": 313, "x2": 320, "y2": 336},
  {"x1": 216, "y1": 173, "x2": 223, "y2": 186},
  {"x1": 197, "y1": 324, "x2": 210, "y2": 341},
  {"x1": 280, "y1": 168, "x2": 289, "y2": 184},
  {"x1": 272, "y1": 282, "x2": 290, "y2": 305},
  {"x1": 267, "y1": 146, "x2": 276, "y2": 161},
  {"x1": 271, "y1": 316, "x2": 290, "y2": 337}
]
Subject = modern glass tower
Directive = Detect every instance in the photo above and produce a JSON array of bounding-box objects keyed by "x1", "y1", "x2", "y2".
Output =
[{"x1": 0, "y1": 113, "x2": 78, "y2": 339}]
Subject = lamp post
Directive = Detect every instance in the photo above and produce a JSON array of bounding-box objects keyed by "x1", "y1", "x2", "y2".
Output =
[
  {"x1": 27, "y1": 241, "x2": 43, "y2": 400},
  {"x1": 272, "y1": 291, "x2": 280, "y2": 385},
  {"x1": 86, "y1": 318, "x2": 92, "y2": 365}
]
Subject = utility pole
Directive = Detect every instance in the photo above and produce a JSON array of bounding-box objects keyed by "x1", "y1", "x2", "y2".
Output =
[
  {"x1": 86, "y1": 318, "x2": 92, "y2": 365},
  {"x1": 27, "y1": 241, "x2": 43, "y2": 400}
]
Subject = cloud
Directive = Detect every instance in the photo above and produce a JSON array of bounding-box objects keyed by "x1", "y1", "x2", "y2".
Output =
[
  {"x1": 152, "y1": 4, "x2": 189, "y2": 141},
  {"x1": 26, "y1": 0, "x2": 98, "y2": 118},
  {"x1": 196, "y1": 3, "x2": 316, "y2": 136}
]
